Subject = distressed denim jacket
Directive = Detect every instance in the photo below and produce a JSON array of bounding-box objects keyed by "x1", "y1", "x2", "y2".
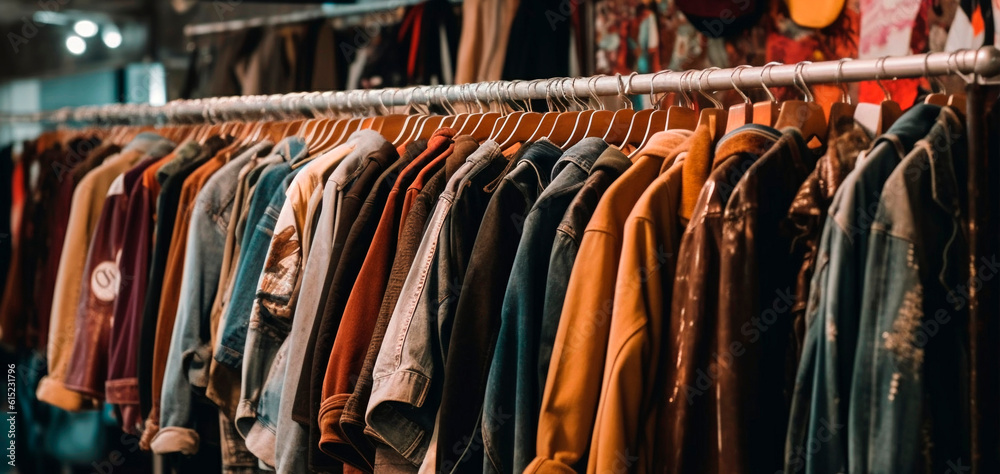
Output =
[
  {"x1": 783, "y1": 104, "x2": 942, "y2": 474},
  {"x1": 854, "y1": 107, "x2": 970, "y2": 473}
]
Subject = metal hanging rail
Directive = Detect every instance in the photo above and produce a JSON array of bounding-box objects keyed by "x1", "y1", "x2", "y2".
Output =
[
  {"x1": 3, "y1": 47, "x2": 1000, "y2": 126},
  {"x1": 183, "y1": 0, "x2": 462, "y2": 37}
]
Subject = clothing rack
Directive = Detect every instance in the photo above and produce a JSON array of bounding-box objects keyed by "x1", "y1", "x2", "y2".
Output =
[
  {"x1": 2, "y1": 47, "x2": 999, "y2": 126},
  {"x1": 183, "y1": 0, "x2": 463, "y2": 37},
  {"x1": 3, "y1": 46, "x2": 1000, "y2": 472}
]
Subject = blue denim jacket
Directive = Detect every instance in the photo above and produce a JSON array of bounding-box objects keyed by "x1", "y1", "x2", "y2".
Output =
[
  {"x1": 150, "y1": 142, "x2": 274, "y2": 455},
  {"x1": 784, "y1": 104, "x2": 942, "y2": 474},
  {"x1": 855, "y1": 107, "x2": 970, "y2": 473},
  {"x1": 214, "y1": 138, "x2": 309, "y2": 369},
  {"x1": 481, "y1": 138, "x2": 606, "y2": 473}
]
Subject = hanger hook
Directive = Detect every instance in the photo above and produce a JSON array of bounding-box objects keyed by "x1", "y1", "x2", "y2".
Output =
[
  {"x1": 730, "y1": 65, "x2": 750, "y2": 104},
  {"x1": 836, "y1": 58, "x2": 853, "y2": 105},
  {"x1": 614, "y1": 73, "x2": 633, "y2": 110},
  {"x1": 923, "y1": 52, "x2": 947, "y2": 94},
  {"x1": 587, "y1": 75, "x2": 604, "y2": 110},
  {"x1": 696, "y1": 67, "x2": 723, "y2": 108},
  {"x1": 793, "y1": 61, "x2": 815, "y2": 102},
  {"x1": 760, "y1": 61, "x2": 780, "y2": 103},
  {"x1": 676, "y1": 70, "x2": 693, "y2": 108},
  {"x1": 623, "y1": 72, "x2": 638, "y2": 109},
  {"x1": 648, "y1": 70, "x2": 671, "y2": 110},
  {"x1": 875, "y1": 56, "x2": 892, "y2": 102}
]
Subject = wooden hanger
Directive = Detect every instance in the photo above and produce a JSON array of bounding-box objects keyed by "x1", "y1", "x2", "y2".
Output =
[
  {"x1": 461, "y1": 82, "x2": 512, "y2": 142},
  {"x1": 531, "y1": 77, "x2": 587, "y2": 145},
  {"x1": 944, "y1": 51, "x2": 967, "y2": 116},
  {"x1": 775, "y1": 62, "x2": 827, "y2": 145},
  {"x1": 752, "y1": 62, "x2": 781, "y2": 126},
  {"x1": 854, "y1": 58, "x2": 901, "y2": 136},
  {"x1": 600, "y1": 73, "x2": 637, "y2": 146},
  {"x1": 492, "y1": 80, "x2": 549, "y2": 149},
  {"x1": 828, "y1": 59, "x2": 857, "y2": 140},
  {"x1": 689, "y1": 69, "x2": 729, "y2": 143},
  {"x1": 725, "y1": 66, "x2": 755, "y2": 134},
  {"x1": 923, "y1": 54, "x2": 950, "y2": 106}
]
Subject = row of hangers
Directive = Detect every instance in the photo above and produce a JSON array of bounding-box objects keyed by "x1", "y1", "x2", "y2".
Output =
[{"x1": 48, "y1": 54, "x2": 969, "y2": 161}]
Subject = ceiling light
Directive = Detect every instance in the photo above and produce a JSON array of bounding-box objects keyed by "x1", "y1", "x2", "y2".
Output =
[
  {"x1": 102, "y1": 26, "x2": 122, "y2": 48},
  {"x1": 73, "y1": 20, "x2": 98, "y2": 38},
  {"x1": 66, "y1": 35, "x2": 86, "y2": 55}
]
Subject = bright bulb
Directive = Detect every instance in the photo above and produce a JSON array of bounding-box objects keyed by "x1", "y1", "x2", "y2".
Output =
[
  {"x1": 102, "y1": 29, "x2": 122, "y2": 48},
  {"x1": 66, "y1": 35, "x2": 86, "y2": 55},
  {"x1": 73, "y1": 20, "x2": 98, "y2": 38}
]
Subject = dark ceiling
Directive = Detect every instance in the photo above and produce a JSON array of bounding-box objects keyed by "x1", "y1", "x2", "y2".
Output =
[{"x1": 0, "y1": 0, "x2": 325, "y2": 83}]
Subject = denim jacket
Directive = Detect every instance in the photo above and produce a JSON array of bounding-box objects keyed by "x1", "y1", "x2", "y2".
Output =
[
  {"x1": 783, "y1": 104, "x2": 942, "y2": 474},
  {"x1": 481, "y1": 138, "x2": 606, "y2": 473},
  {"x1": 855, "y1": 107, "x2": 969, "y2": 473}
]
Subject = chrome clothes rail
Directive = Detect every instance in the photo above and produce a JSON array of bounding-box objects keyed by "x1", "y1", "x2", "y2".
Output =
[
  {"x1": 183, "y1": 0, "x2": 462, "y2": 37},
  {"x1": 3, "y1": 47, "x2": 1000, "y2": 125}
]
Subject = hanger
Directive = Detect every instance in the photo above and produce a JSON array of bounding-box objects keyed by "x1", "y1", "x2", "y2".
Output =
[
  {"x1": 414, "y1": 85, "x2": 454, "y2": 141},
  {"x1": 753, "y1": 62, "x2": 781, "y2": 126},
  {"x1": 525, "y1": 77, "x2": 571, "y2": 143},
  {"x1": 854, "y1": 57, "x2": 901, "y2": 135},
  {"x1": 465, "y1": 82, "x2": 508, "y2": 141},
  {"x1": 923, "y1": 53, "x2": 950, "y2": 106},
  {"x1": 560, "y1": 76, "x2": 605, "y2": 148},
  {"x1": 538, "y1": 77, "x2": 589, "y2": 146},
  {"x1": 693, "y1": 68, "x2": 729, "y2": 143},
  {"x1": 945, "y1": 51, "x2": 967, "y2": 115},
  {"x1": 827, "y1": 58, "x2": 857, "y2": 139},
  {"x1": 492, "y1": 79, "x2": 546, "y2": 149},
  {"x1": 774, "y1": 61, "x2": 827, "y2": 144},
  {"x1": 600, "y1": 73, "x2": 637, "y2": 146},
  {"x1": 725, "y1": 65, "x2": 755, "y2": 134}
]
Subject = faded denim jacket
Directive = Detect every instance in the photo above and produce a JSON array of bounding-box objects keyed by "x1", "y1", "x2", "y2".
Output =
[
  {"x1": 783, "y1": 104, "x2": 942, "y2": 474},
  {"x1": 150, "y1": 142, "x2": 274, "y2": 456},
  {"x1": 854, "y1": 107, "x2": 970, "y2": 473}
]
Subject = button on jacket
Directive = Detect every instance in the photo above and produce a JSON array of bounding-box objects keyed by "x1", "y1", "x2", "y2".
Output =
[
  {"x1": 481, "y1": 138, "x2": 607, "y2": 474},
  {"x1": 432, "y1": 140, "x2": 564, "y2": 473},
  {"x1": 781, "y1": 104, "x2": 941, "y2": 474},
  {"x1": 855, "y1": 108, "x2": 969, "y2": 473},
  {"x1": 366, "y1": 141, "x2": 501, "y2": 467},
  {"x1": 717, "y1": 129, "x2": 820, "y2": 474},
  {"x1": 318, "y1": 138, "x2": 451, "y2": 470},
  {"x1": 40, "y1": 132, "x2": 173, "y2": 412},
  {"x1": 537, "y1": 147, "x2": 632, "y2": 403},
  {"x1": 528, "y1": 130, "x2": 692, "y2": 474},
  {"x1": 660, "y1": 124, "x2": 781, "y2": 474},
  {"x1": 586, "y1": 132, "x2": 703, "y2": 474},
  {"x1": 150, "y1": 142, "x2": 275, "y2": 456}
]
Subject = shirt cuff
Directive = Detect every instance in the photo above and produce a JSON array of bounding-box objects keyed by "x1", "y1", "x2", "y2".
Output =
[
  {"x1": 36, "y1": 375, "x2": 101, "y2": 411},
  {"x1": 150, "y1": 426, "x2": 200, "y2": 455}
]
